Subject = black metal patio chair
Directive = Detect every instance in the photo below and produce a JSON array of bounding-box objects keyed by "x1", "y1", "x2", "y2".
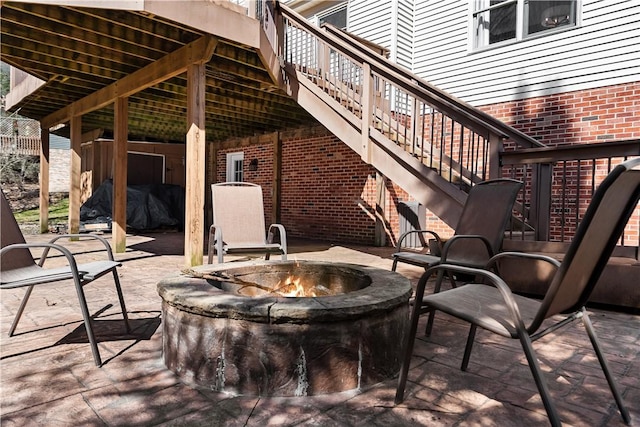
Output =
[
  {"x1": 395, "y1": 158, "x2": 640, "y2": 426},
  {"x1": 392, "y1": 178, "x2": 522, "y2": 334}
]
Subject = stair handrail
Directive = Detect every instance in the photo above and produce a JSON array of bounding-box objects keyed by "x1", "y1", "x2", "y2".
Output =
[
  {"x1": 320, "y1": 23, "x2": 545, "y2": 150},
  {"x1": 277, "y1": 2, "x2": 545, "y2": 150}
]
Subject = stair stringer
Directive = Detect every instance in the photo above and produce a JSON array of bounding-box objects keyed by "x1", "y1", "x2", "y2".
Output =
[{"x1": 284, "y1": 67, "x2": 467, "y2": 229}]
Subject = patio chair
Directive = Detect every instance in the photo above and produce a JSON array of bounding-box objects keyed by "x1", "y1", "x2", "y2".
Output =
[
  {"x1": 392, "y1": 178, "x2": 522, "y2": 334},
  {"x1": 207, "y1": 182, "x2": 287, "y2": 263},
  {"x1": 0, "y1": 189, "x2": 130, "y2": 367},
  {"x1": 395, "y1": 158, "x2": 640, "y2": 426}
]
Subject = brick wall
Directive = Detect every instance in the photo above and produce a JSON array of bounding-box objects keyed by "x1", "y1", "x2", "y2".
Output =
[
  {"x1": 216, "y1": 143, "x2": 276, "y2": 221},
  {"x1": 481, "y1": 82, "x2": 639, "y2": 244},
  {"x1": 214, "y1": 82, "x2": 639, "y2": 247},
  {"x1": 216, "y1": 127, "x2": 383, "y2": 245},
  {"x1": 480, "y1": 82, "x2": 640, "y2": 146}
]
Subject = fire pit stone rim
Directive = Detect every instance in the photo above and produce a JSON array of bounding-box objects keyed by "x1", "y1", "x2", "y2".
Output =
[{"x1": 157, "y1": 260, "x2": 412, "y2": 323}]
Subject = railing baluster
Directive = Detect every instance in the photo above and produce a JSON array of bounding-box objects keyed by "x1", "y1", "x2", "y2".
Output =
[{"x1": 277, "y1": 8, "x2": 639, "y2": 245}]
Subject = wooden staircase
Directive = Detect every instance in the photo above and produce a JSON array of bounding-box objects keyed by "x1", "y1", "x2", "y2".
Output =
[{"x1": 274, "y1": 3, "x2": 544, "y2": 230}]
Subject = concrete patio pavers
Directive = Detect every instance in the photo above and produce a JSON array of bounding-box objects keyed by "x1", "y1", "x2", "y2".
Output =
[{"x1": 1, "y1": 231, "x2": 638, "y2": 426}]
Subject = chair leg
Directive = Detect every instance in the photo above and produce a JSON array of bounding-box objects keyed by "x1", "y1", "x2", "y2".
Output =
[
  {"x1": 391, "y1": 258, "x2": 398, "y2": 271},
  {"x1": 207, "y1": 229, "x2": 214, "y2": 264},
  {"x1": 8, "y1": 285, "x2": 35, "y2": 336},
  {"x1": 73, "y1": 281, "x2": 102, "y2": 367},
  {"x1": 446, "y1": 271, "x2": 457, "y2": 288},
  {"x1": 461, "y1": 324, "x2": 477, "y2": 371},
  {"x1": 112, "y1": 270, "x2": 131, "y2": 334},
  {"x1": 395, "y1": 272, "x2": 431, "y2": 404},
  {"x1": 581, "y1": 309, "x2": 631, "y2": 425},
  {"x1": 425, "y1": 269, "x2": 445, "y2": 337},
  {"x1": 518, "y1": 331, "x2": 562, "y2": 427}
]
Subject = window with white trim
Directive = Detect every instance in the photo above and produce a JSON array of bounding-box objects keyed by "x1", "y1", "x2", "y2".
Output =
[
  {"x1": 472, "y1": 0, "x2": 577, "y2": 49},
  {"x1": 226, "y1": 152, "x2": 244, "y2": 182}
]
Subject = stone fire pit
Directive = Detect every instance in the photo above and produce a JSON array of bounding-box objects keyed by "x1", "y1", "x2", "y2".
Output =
[{"x1": 157, "y1": 260, "x2": 412, "y2": 397}]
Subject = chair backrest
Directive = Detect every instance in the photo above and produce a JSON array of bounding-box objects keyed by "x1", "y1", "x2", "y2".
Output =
[
  {"x1": 0, "y1": 189, "x2": 37, "y2": 273},
  {"x1": 537, "y1": 158, "x2": 640, "y2": 323},
  {"x1": 448, "y1": 178, "x2": 523, "y2": 263},
  {"x1": 211, "y1": 182, "x2": 267, "y2": 245}
]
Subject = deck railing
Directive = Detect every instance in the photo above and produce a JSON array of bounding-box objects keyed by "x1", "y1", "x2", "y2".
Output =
[
  {"x1": 276, "y1": 2, "x2": 543, "y2": 188},
  {"x1": 258, "y1": 2, "x2": 639, "y2": 250},
  {"x1": 503, "y1": 140, "x2": 640, "y2": 245},
  {"x1": 0, "y1": 135, "x2": 40, "y2": 156},
  {"x1": 0, "y1": 116, "x2": 41, "y2": 156}
]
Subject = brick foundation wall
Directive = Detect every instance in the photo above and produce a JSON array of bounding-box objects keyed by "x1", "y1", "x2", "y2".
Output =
[
  {"x1": 481, "y1": 82, "x2": 639, "y2": 244},
  {"x1": 280, "y1": 133, "x2": 378, "y2": 244},
  {"x1": 215, "y1": 127, "x2": 381, "y2": 245},
  {"x1": 480, "y1": 82, "x2": 640, "y2": 146},
  {"x1": 214, "y1": 82, "x2": 638, "y2": 247}
]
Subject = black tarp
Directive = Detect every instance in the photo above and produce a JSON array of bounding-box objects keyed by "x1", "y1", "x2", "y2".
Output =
[{"x1": 80, "y1": 180, "x2": 185, "y2": 231}]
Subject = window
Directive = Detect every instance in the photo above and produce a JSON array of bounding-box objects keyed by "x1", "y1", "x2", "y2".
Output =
[
  {"x1": 226, "y1": 152, "x2": 244, "y2": 182},
  {"x1": 473, "y1": 0, "x2": 577, "y2": 49},
  {"x1": 318, "y1": 3, "x2": 347, "y2": 30}
]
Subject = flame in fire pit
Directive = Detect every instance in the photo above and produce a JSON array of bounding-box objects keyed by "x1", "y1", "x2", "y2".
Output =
[
  {"x1": 275, "y1": 274, "x2": 333, "y2": 297},
  {"x1": 187, "y1": 264, "x2": 341, "y2": 298}
]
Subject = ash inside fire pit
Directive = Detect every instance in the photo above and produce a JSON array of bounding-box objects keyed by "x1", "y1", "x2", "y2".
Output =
[{"x1": 157, "y1": 260, "x2": 411, "y2": 397}]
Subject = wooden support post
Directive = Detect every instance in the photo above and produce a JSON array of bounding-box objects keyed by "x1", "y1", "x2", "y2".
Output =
[
  {"x1": 69, "y1": 116, "x2": 82, "y2": 235},
  {"x1": 374, "y1": 172, "x2": 387, "y2": 247},
  {"x1": 113, "y1": 97, "x2": 128, "y2": 253},
  {"x1": 184, "y1": 62, "x2": 207, "y2": 267},
  {"x1": 39, "y1": 127, "x2": 50, "y2": 234},
  {"x1": 531, "y1": 163, "x2": 552, "y2": 241},
  {"x1": 488, "y1": 132, "x2": 503, "y2": 179}
]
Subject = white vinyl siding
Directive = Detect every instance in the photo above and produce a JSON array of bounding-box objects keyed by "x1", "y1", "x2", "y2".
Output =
[
  {"x1": 412, "y1": 0, "x2": 640, "y2": 106},
  {"x1": 348, "y1": 0, "x2": 394, "y2": 56},
  {"x1": 413, "y1": 0, "x2": 468, "y2": 77},
  {"x1": 395, "y1": 0, "x2": 414, "y2": 69}
]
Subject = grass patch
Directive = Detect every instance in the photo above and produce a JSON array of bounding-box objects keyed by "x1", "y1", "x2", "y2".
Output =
[{"x1": 13, "y1": 198, "x2": 69, "y2": 223}]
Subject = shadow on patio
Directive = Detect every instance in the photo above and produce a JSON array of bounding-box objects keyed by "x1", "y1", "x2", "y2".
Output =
[{"x1": 1, "y1": 231, "x2": 638, "y2": 426}]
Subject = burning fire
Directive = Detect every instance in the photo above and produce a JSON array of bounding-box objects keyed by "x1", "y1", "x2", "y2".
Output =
[
  {"x1": 275, "y1": 274, "x2": 316, "y2": 297},
  {"x1": 273, "y1": 271, "x2": 335, "y2": 298}
]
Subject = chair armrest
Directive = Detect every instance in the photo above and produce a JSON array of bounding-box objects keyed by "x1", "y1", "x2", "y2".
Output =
[
  {"x1": 485, "y1": 252, "x2": 561, "y2": 286},
  {"x1": 46, "y1": 233, "x2": 116, "y2": 263},
  {"x1": 208, "y1": 225, "x2": 224, "y2": 264},
  {"x1": 0, "y1": 242, "x2": 84, "y2": 283},
  {"x1": 396, "y1": 230, "x2": 441, "y2": 252},
  {"x1": 440, "y1": 234, "x2": 493, "y2": 265},
  {"x1": 486, "y1": 251, "x2": 562, "y2": 270},
  {"x1": 422, "y1": 263, "x2": 527, "y2": 331},
  {"x1": 267, "y1": 224, "x2": 287, "y2": 249}
]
